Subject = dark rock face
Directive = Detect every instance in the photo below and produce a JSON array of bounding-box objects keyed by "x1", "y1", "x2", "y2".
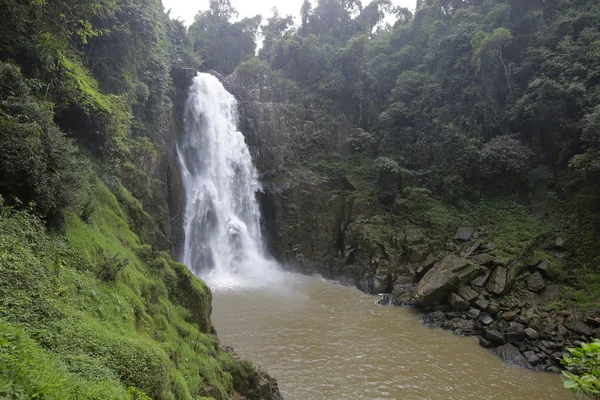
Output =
[
  {"x1": 492, "y1": 344, "x2": 529, "y2": 368},
  {"x1": 222, "y1": 348, "x2": 283, "y2": 400}
]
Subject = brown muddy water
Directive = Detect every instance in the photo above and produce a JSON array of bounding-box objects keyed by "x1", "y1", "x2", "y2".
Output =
[{"x1": 210, "y1": 273, "x2": 571, "y2": 400}]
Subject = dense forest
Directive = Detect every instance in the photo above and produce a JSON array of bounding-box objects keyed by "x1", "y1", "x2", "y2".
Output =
[{"x1": 1, "y1": 0, "x2": 600, "y2": 398}]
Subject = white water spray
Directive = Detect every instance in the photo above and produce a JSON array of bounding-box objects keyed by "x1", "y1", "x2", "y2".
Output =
[{"x1": 178, "y1": 73, "x2": 281, "y2": 288}]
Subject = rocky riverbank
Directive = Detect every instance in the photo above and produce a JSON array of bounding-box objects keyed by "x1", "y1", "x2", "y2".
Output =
[{"x1": 374, "y1": 225, "x2": 599, "y2": 372}]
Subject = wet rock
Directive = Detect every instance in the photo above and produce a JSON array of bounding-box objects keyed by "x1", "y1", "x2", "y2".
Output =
[
  {"x1": 442, "y1": 318, "x2": 476, "y2": 336},
  {"x1": 487, "y1": 302, "x2": 500, "y2": 314},
  {"x1": 412, "y1": 255, "x2": 481, "y2": 307},
  {"x1": 508, "y1": 322, "x2": 525, "y2": 332},
  {"x1": 449, "y1": 293, "x2": 470, "y2": 311},
  {"x1": 492, "y1": 344, "x2": 529, "y2": 368},
  {"x1": 557, "y1": 324, "x2": 569, "y2": 337},
  {"x1": 377, "y1": 293, "x2": 394, "y2": 305},
  {"x1": 396, "y1": 294, "x2": 419, "y2": 307},
  {"x1": 486, "y1": 267, "x2": 507, "y2": 295},
  {"x1": 475, "y1": 299, "x2": 490, "y2": 311},
  {"x1": 480, "y1": 314, "x2": 494, "y2": 325},
  {"x1": 422, "y1": 311, "x2": 446, "y2": 328},
  {"x1": 541, "y1": 340, "x2": 558, "y2": 349},
  {"x1": 486, "y1": 329, "x2": 505, "y2": 343},
  {"x1": 471, "y1": 269, "x2": 492, "y2": 287},
  {"x1": 468, "y1": 308, "x2": 481, "y2": 319},
  {"x1": 526, "y1": 272, "x2": 546, "y2": 293},
  {"x1": 458, "y1": 285, "x2": 479, "y2": 302},
  {"x1": 470, "y1": 253, "x2": 495, "y2": 266},
  {"x1": 504, "y1": 331, "x2": 527, "y2": 343},
  {"x1": 568, "y1": 320, "x2": 593, "y2": 336},
  {"x1": 526, "y1": 353, "x2": 541, "y2": 365},
  {"x1": 501, "y1": 310, "x2": 518, "y2": 321},
  {"x1": 454, "y1": 227, "x2": 477, "y2": 242},
  {"x1": 479, "y1": 336, "x2": 494, "y2": 348}
]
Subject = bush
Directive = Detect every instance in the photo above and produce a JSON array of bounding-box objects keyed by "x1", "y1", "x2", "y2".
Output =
[
  {"x1": 479, "y1": 135, "x2": 533, "y2": 178},
  {"x1": 562, "y1": 340, "x2": 600, "y2": 399}
]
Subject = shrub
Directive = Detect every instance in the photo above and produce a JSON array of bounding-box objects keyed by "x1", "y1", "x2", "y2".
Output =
[
  {"x1": 479, "y1": 135, "x2": 533, "y2": 178},
  {"x1": 562, "y1": 340, "x2": 600, "y2": 399}
]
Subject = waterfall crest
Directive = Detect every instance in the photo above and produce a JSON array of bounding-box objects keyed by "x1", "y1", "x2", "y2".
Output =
[{"x1": 178, "y1": 73, "x2": 280, "y2": 287}]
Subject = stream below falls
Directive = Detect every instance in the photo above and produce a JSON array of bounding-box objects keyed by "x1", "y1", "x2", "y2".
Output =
[{"x1": 211, "y1": 273, "x2": 570, "y2": 400}]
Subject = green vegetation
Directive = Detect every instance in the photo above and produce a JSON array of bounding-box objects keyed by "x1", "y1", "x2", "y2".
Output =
[
  {"x1": 0, "y1": 184, "x2": 250, "y2": 398},
  {"x1": 562, "y1": 340, "x2": 600, "y2": 399}
]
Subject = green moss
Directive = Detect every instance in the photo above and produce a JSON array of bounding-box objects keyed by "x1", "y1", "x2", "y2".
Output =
[{"x1": 0, "y1": 181, "x2": 246, "y2": 399}]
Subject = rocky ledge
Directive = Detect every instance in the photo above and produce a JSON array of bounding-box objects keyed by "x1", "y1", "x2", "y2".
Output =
[{"x1": 375, "y1": 226, "x2": 599, "y2": 372}]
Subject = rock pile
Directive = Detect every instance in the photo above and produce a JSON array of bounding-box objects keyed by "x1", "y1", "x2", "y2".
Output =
[{"x1": 395, "y1": 226, "x2": 597, "y2": 372}]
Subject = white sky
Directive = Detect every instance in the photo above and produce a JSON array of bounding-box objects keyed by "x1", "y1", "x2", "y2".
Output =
[{"x1": 163, "y1": 0, "x2": 417, "y2": 26}]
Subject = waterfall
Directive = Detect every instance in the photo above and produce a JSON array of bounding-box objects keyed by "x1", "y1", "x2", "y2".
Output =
[{"x1": 178, "y1": 73, "x2": 280, "y2": 287}]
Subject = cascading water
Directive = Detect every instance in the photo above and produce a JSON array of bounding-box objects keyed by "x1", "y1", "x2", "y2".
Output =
[{"x1": 178, "y1": 73, "x2": 280, "y2": 287}]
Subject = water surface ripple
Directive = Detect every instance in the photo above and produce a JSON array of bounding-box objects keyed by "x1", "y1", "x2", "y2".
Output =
[{"x1": 211, "y1": 274, "x2": 571, "y2": 400}]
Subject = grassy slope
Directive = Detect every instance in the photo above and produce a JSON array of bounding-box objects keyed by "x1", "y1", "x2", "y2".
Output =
[{"x1": 0, "y1": 182, "x2": 253, "y2": 400}]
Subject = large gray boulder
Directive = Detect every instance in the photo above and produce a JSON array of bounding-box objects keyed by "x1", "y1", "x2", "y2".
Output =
[
  {"x1": 412, "y1": 255, "x2": 481, "y2": 307},
  {"x1": 486, "y1": 267, "x2": 507, "y2": 295},
  {"x1": 527, "y1": 272, "x2": 546, "y2": 292}
]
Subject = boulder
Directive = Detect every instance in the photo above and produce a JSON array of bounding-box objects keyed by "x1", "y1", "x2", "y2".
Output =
[
  {"x1": 412, "y1": 255, "x2": 481, "y2": 307},
  {"x1": 501, "y1": 310, "x2": 518, "y2": 321},
  {"x1": 504, "y1": 263, "x2": 526, "y2": 294},
  {"x1": 461, "y1": 241, "x2": 481, "y2": 258},
  {"x1": 470, "y1": 253, "x2": 495, "y2": 266},
  {"x1": 568, "y1": 320, "x2": 593, "y2": 336},
  {"x1": 454, "y1": 227, "x2": 476, "y2": 242},
  {"x1": 405, "y1": 225, "x2": 426, "y2": 245},
  {"x1": 504, "y1": 331, "x2": 527, "y2": 343},
  {"x1": 486, "y1": 267, "x2": 507, "y2": 295},
  {"x1": 449, "y1": 293, "x2": 470, "y2": 311},
  {"x1": 474, "y1": 299, "x2": 490, "y2": 311},
  {"x1": 491, "y1": 344, "x2": 529, "y2": 368},
  {"x1": 468, "y1": 308, "x2": 481, "y2": 319},
  {"x1": 486, "y1": 329, "x2": 504, "y2": 343},
  {"x1": 527, "y1": 272, "x2": 546, "y2": 293},
  {"x1": 536, "y1": 260, "x2": 549, "y2": 275},
  {"x1": 493, "y1": 257, "x2": 508, "y2": 267},
  {"x1": 471, "y1": 269, "x2": 492, "y2": 287},
  {"x1": 480, "y1": 314, "x2": 494, "y2": 325},
  {"x1": 458, "y1": 285, "x2": 479, "y2": 302},
  {"x1": 422, "y1": 311, "x2": 446, "y2": 328}
]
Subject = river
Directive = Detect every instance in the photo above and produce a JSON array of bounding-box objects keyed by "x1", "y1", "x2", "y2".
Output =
[{"x1": 211, "y1": 273, "x2": 571, "y2": 400}]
